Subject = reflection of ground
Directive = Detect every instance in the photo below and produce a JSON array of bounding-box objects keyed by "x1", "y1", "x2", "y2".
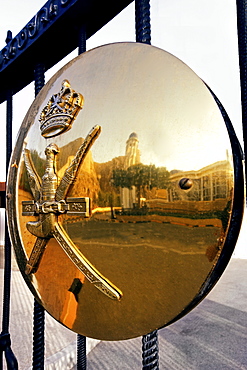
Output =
[
  {"x1": 68, "y1": 219, "x2": 221, "y2": 256},
  {"x1": 62, "y1": 218, "x2": 223, "y2": 340}
]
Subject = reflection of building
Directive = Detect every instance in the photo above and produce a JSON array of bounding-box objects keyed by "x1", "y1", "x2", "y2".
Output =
[
  {"x1": 168, "y1": 160, "x2": 233, "y2": 203},
  {"x1": 124, "y1": 132, "x2": 140, "y2": 168},
  {"x1": 146, "y1": 160, "x2": 233, "y2": 221},
  {"x1": 121, "y1": 132, "x2": 141, "y2": 208}
]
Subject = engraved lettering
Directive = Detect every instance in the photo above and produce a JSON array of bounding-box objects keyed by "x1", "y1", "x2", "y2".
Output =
[
  {"x1": 39, "y1": 7, "x2": 49, "y2": 24},
  {"x1": 61, "y1": 0, "x2": 71, "y2": 5},
  {"x1": 49, "y1": 1, "x2": 58, "y2": 18},
  {"x1": 17, "y1": 29, "x2": 28, "y2": 50},
  {"x1": 28, "y1": 16, "x2": 39, "y2": 38},
  {"x1": 8, "y1": 39, "x2": 17, "y2": 58},
  {"x1": 0, "y1": 1, "x2": 68, "y2": 71}
]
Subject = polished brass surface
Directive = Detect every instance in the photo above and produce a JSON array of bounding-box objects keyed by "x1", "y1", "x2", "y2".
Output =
[{"x1": 7, "y1": 43, "x2": 241, "y2": 340}]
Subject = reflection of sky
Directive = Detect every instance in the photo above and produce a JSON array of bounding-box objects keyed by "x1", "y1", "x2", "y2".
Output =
[
  {"x1": 24, "y1": 43, "x2": 232, "y2": 172},
  {"x1": 0, "y1": 1, "x2": 241, "y2": 183}
]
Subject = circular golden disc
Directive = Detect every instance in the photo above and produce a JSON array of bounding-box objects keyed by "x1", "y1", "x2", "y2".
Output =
[{"x1": 7, "y1": 43, "x2": 243, "y2": 340}]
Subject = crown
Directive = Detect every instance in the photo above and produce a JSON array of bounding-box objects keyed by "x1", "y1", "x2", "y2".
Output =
[{"x1": 39, "y1": 80, "x2": 84, "y2": 138}]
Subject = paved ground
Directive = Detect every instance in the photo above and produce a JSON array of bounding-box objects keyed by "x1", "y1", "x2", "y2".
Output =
[
  {"x1": 0, "y1": 248, "x2": 246, "y2": 369},
  {"x1": 83, "y1": 258, "x2": 247, "y2": 370},
  {"x1": 84, "y1": 215, "x2": 247, "y2": 369}
]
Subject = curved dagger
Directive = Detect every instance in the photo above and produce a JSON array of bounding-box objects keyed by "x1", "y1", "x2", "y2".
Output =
[{"x1": 23, "y1": 125, "x2": 122, "y2": 300}]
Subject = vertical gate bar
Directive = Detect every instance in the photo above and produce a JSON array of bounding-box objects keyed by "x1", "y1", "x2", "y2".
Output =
[
  {"x1": 0, "y1": 89, "x2": 18, "y2": 369},
  {"x1": 32, "y1": 63, "x2": 45, "y2": 370},
  {"x1": 6, "y1": 90, "x2": 13, "y2": 168},
  {"x1": 3, "y1": 90, "x2": 12, "y2": 333},
  {"x1": 135, "y1": 1, "x2": 159, "y2": 368},
  {"x1": 236, "y1": 0, "x2": 247, "y2": 191},
  {"x1": 78, "y1": 25, "x2": 87, "y2": 55},
  {"x1": 77, "y1": 24, "x2": 87, "y2": 370},
  {"x1": 142, "y1": 330, "x2": 159, "y2": 370},
  {"x1": 34, "y1": 63, "x2": 45, "y2": 97},
  {"x1": 32, "y1": 300, "x2": 45, "y2": 370},
  {"x1": 135, "y1": 0, "x2": 151, "y2": 44},
  {"x1": 77, "y1": 334, "x2": 87, "y2": 370}
]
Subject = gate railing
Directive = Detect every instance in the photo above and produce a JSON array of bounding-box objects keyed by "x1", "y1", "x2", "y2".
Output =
[{"x1": 1, "y1": 1, "x2": 247, "y2": 369}]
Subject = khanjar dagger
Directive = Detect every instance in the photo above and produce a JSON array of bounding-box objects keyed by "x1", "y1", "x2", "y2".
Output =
[{"x1": 22, "y1": 125, "x2": 122, "y2": 301}]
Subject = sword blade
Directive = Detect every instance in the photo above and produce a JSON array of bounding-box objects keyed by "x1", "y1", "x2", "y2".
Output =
[
  {"x1": 55, "y1": 125, "x2": 101, "y2": 201},
  {"x1": 53, "y1": 222, "x2": 122, "y2": 301},
  {"x1": 23, "y1": 149, "x2": 41, "y2": 201},
  {"x1": 25, "y1": 237, "x2": 48, "y2": 275}
]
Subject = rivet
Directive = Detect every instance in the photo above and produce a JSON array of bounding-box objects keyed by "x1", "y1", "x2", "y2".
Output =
[{"x1": 179, "y1": 178, "x2": 193, "y2": 190}]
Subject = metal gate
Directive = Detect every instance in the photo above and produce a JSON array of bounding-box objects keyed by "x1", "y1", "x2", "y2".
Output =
[{"x1": 0, "y1": 0, "x2": 247, "y2": 369}]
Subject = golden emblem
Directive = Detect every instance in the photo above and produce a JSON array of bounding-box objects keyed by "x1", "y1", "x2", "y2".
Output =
[
  {"x1": 6, "y1": 43, "x2": 243, "y2": 340},
  {"x1": 23, "y1": 115, "x2": 121, "y2": 300}
]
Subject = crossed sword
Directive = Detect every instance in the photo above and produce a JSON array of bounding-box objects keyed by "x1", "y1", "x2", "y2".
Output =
[{"x1": 22, "y1": 125, "x2": 122, "y2": 301}]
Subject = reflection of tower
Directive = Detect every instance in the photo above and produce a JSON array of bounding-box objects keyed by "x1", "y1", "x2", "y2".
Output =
[
  {"x1": 122, "y1": 132, "x2": 141, "y2": 209},
  {"x1": 124, "y1": 132, "x2": 140, "y2": 169}
]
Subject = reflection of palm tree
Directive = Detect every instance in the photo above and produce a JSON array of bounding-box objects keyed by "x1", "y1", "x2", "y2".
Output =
[
  {"x1": 109, "y1": 193, "x2": 116, "y2": 219},
  {"x1": 112, "y1": 164, "x2": 170, "y2": 208}
]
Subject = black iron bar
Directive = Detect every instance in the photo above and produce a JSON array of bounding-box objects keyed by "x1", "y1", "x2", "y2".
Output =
[
  {"x1": 77, "y1": 334, "x2": 87, "y2": 370},
  {"x1": 78, "y1": 25, "x2": 87, "y2": 56},
  {"x1": 236, "y1": 0, "x2": 247, "y2": 193},
  {"x1": 32, "y1": 63, "x2": 45, "y2": 370},
  {"x1": 34, "y1": 63, "x2": 45, "y2": 98},
  {"x1": 135, "y1": 0, "x2": 151, "y2": 44},
  {"x1": 142, "y1": 330, "x2": 159, "y2": 370},
  {"x1": 3, "y1": 90, "x2": 13, "y2": 334},
  {"x1": 32, "y1": 300, "x2": 45, "y2": 370},
  {"x1": 0, "y1": 89, "x2": 18, "y2": 369},
  {"x1": 77, "y1": 25, "x2": 87, "y2": 370}
]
